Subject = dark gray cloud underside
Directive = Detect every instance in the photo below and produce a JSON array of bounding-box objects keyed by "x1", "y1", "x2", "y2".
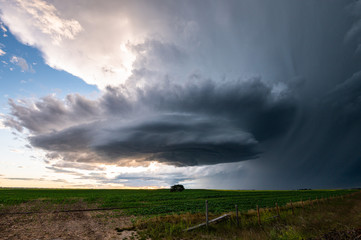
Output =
[{"x1": 20, "y1": 79, "x2": 296, "y2": 166}]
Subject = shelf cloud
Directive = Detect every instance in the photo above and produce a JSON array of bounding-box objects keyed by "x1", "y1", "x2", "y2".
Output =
[{"x1": 7, "y1": 78, "x2": 295, "y2": 166}]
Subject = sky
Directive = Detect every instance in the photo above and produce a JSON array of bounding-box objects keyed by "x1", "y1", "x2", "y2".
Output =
[{"x1": 0, "y1": 0, "x2": 361, "y2": 189}]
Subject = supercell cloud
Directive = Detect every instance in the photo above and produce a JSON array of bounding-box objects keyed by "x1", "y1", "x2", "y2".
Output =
[
  {"x1": 7, "y1": 78, "x2": 295, "y2": 166},
  {"x1": 1, "y1": 0, "x2": 361, "y2": 188}
]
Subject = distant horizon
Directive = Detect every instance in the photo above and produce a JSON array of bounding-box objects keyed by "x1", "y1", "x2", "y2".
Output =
[{"x1": 1, "y1": 186, "x2": 360, "y2": 191}]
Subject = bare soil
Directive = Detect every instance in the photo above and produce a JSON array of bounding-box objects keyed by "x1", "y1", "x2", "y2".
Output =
[{"x1": 0, "y1": 202, "x2": 136, "y2": 240}]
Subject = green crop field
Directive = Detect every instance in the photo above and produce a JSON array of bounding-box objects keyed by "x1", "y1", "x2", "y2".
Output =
[{"x1": 0, "y1": 188, "x2": 356, "y2": 216}]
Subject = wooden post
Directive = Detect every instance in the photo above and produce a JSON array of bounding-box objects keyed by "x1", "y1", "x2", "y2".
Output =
[
  {"x1": 276, "y1": 202, "x2": 280, "y2": 217},
  {"x1": 290, "y1": 200, "x2": 294, "y2": 215},
  {"x1": 316, "y1": 197, "x2": 319, "y2": 206},
  {"x1": 205, "y1": 200, "x2": 209, "y2": 228},
  {"x1": 235, "y1": 205, "x2": 239, "y2": 227},
  {"x1": 301, "y1": 199, "x2": 304, "y2": 208},
  {"x1": 309, "y1": 198, "x2": 312, "y2": 206},
  {"x1": 256, "y1": 205, "x2": 261, "y2": 225}
]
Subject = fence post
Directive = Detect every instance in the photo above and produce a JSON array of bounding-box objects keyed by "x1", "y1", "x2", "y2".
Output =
[
  {"x1": 257, "y1": 205, "x2": 261, "y2": 225},
  {"x1": 235, "y1": 204, "x2": 239, "y2": 227},
  {"x1": 290, "y1": 200, "x2": 294, "y2": 215},
  {"x1": 276, "y1": 202, "x2": 280, "y2": 217},
  {"x1": 301, "y1": 199, "x2": 304, "y2": 208},
  {"x1": 206, "y1": 200, "x2": 209, "y2": 228}
]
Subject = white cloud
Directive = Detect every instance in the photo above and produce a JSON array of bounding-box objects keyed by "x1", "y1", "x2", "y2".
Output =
[
  {"x1": 0, "y1": 43, "x2": 5, "y2": 56},
  {"x1": 1, "y1": 0, "x2": 81, "y2": 44},
  {"x1": 0, "y1": 120, "x2": 6, "y2": 129},
  {"x1": 1, "y1": 0, "x2": 345, "y2": 92},
  {"x1": 10, "y1": 55, "x2": 34, "y2": 72},
  {"x1": 0, "y1": 1, "x2": 273, "y2": 90},
  {"x1": 0, "y1": 114, "x2": 10, "y2": 130},
  {"x1": 0, "y1": 0, "x2": 282, "y2": 90},
  {"x1": 0, "y1": 21, "x2": 7, "y2": 37},
  {"x1": 0, "y1": 22, "x2": 7, "y2": 32},
  {"x1": 0, "y1": 0, "x2": 144, "y2": 89}
]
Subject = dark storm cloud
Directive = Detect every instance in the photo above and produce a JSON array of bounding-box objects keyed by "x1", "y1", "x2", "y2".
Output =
[
  {"x1": 5, "y1": 177, "x2": 45, "y2": 181},
  {"x1": 5, "y1": 95, "x2": 99, "y2": 134},
  {"x1": 249, "y1": 71, "x2": 361, "y2": 189},
  {"x1": 92, "y1": 114, "x2": 259, "y2": 166},
  {"x1": 4, "y1": 177, "x2": 68, "y2": 183},
  {"x1": 52, "y1": 162, "x2": 106, "y2": 171},
  {"x1": 241, "y1": 1, "x2": 361, "y2": 189},
  {"x1": 8, "y1": 78, "x2": 296, "y2": 166},
  {"x1": 45, "y1": 166, "x2": 82, "y2": 175},
  {"x1": 182, "y1": 0, "x2": 361, "y2": 190},
  {"x1": 2, "y1": 114, "x2": 23, "y2": 132},
  {"x1": 4, "y1": 0, "x2": 361, "y2": 189}
]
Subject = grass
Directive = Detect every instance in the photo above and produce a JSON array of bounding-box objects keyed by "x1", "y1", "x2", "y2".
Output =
[
  {"x1": 0, "y1": 188, "x2": 356, "y2": 216},
  {"x1": 134, "y1": 192, "x2": 361, "y2": 239},
  {"x1": 1, "y1": 188, "x2": 360, "y2": 239}
]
